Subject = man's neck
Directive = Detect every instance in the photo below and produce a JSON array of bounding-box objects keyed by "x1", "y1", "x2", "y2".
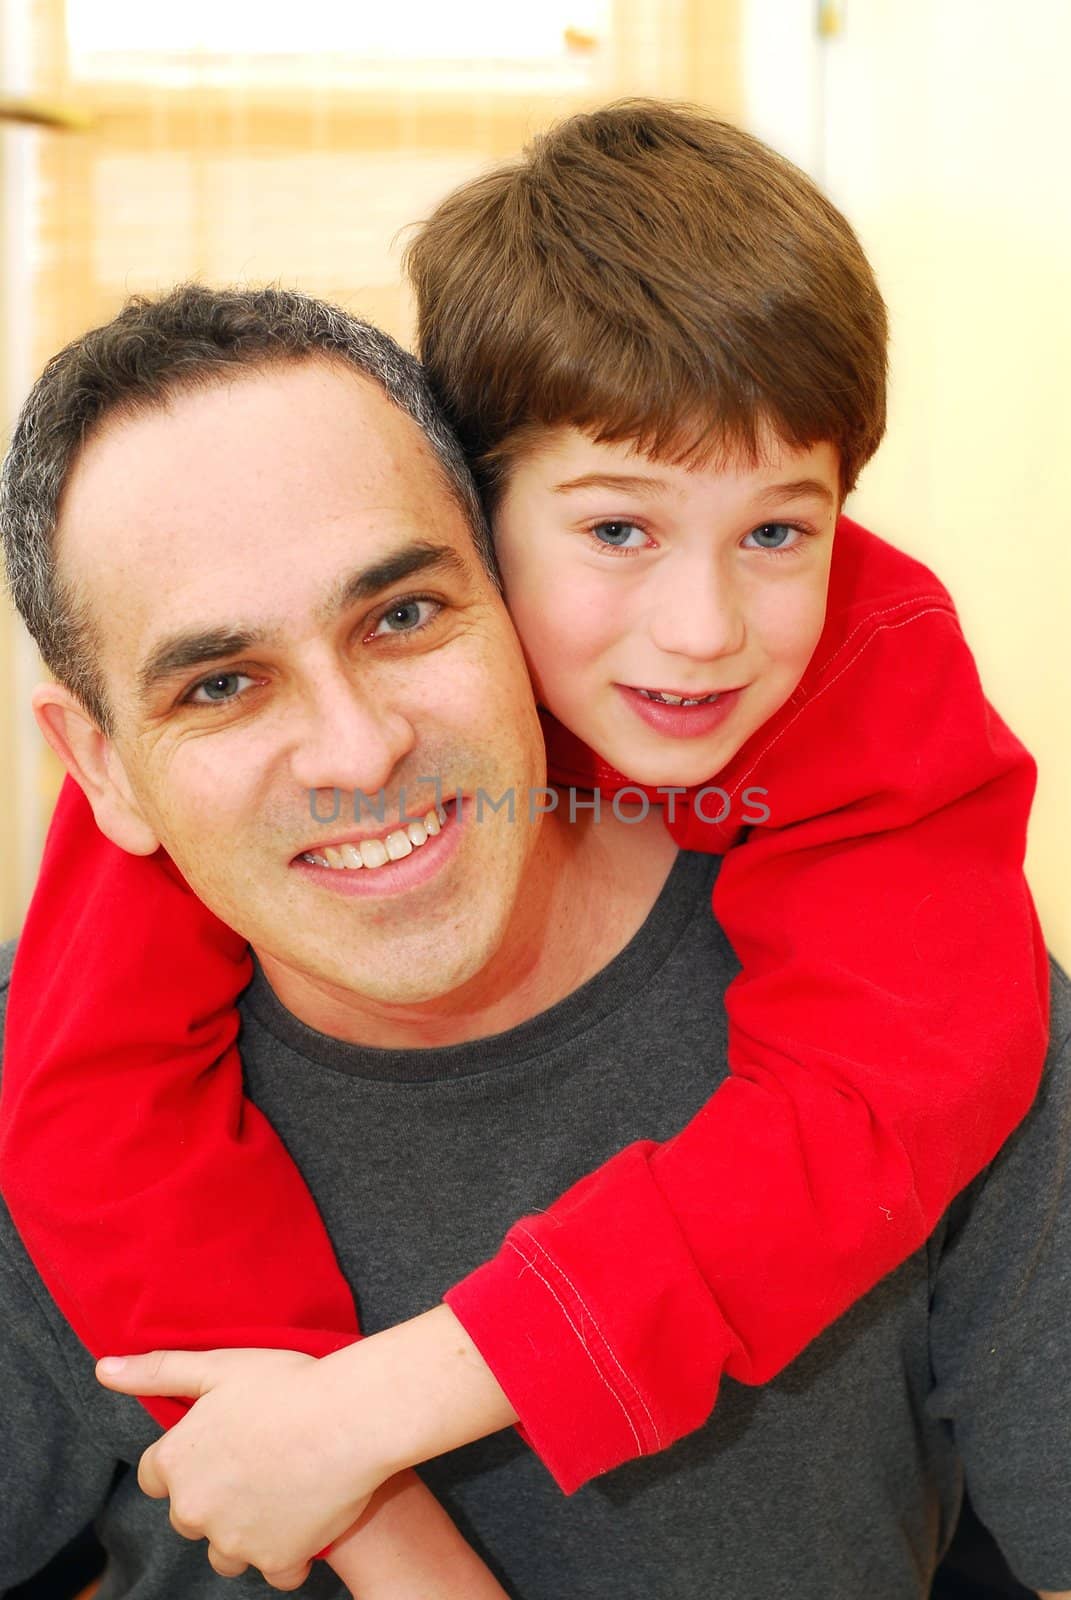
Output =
[{"x1": 260, "y1": 799, "x2": 679, "y2": 1050}]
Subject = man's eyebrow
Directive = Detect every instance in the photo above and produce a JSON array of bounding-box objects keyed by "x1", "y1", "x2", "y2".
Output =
[
  {"x1": 316, "y1": 541, "x2": 469, "y2": 620},
  {"x1": 552, "y1": 472, "x2": 671, "y2": 496},
  {"x1": 136, "y1": 541, "x2": 469, "y2": 702},
  {"x1": 137, "y1": 628, "x2": 269, "y2": 701}
]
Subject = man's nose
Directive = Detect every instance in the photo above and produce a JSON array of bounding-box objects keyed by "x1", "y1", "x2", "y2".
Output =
[
  {"x1": 646, "y1": 554, "x2": 746, "y2": 662},
  {"x1": 287, "y1": 672, "x2": 417, "y2": 798}
]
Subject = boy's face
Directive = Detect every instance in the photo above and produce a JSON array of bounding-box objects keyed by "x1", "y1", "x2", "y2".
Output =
[{"x1": 492, "y1": 427, "x2": 841, "y2": 787}]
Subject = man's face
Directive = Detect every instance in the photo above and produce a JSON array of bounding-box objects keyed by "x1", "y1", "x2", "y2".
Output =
[
  {"x1": 492, "y1": 427, "x2": 840, "y2": 787},
  {"x1": 56, "y1": 360, "x2": 544, "y2": 1008}
]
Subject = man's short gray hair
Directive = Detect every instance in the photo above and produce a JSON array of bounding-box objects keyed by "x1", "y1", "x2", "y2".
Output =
[{"x1": 0, "y1": 283, "x2": 496, "y2": 734}]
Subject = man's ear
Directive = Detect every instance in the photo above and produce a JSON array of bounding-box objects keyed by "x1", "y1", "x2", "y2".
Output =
[{"x1": 32, "y1": 682, "x2": 160, "y2": 856}]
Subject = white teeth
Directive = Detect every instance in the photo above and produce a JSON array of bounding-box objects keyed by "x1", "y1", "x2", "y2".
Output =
[
  {"x1": 302, "y1": 803, "x2": 451, "y2": 872},
  {"x1": 359, "y1": 837, "x2": 389, "y2": 869},
  {"x1": 637, "y1": 688, "x2": 719, "y2": 707}
]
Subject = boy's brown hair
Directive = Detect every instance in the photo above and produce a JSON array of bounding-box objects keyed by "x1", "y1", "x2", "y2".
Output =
[{"x1": 405, "y1": 99, "x2": 887, "y2": 505}]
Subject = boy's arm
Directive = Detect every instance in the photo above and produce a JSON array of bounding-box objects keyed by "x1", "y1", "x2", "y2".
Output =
[
  {"x1": 0, "y1": 777, "x2": 360, "y2": 1411},
  {"x1": 325, "y1": 1472, "x2": 510, "y2": 1600},
  {"x1": 443, "y1": 595, "x2": 1049, "y2": 1489},
  {"x1": 96, "y1": 926, "x2": 1064, "y2": 1589},
  {"x1": 0, "y1": 787, "x2": 509, "y2": 1594},
  {"x1": 96, "y1": 1313, "x2": 517, "y2": 1579}
]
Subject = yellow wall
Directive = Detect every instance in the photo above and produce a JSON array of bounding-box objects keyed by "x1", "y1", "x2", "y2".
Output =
[
  {"x1": 818, "y1": 0, "x2": 1071, "y2": 965},
  {"x1": 744, "y1": 0, "x2": 1069, "y2": 967}
]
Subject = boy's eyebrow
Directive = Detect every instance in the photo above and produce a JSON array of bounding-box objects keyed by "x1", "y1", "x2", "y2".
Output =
[
  {"x1": 136, "y1": 541, "x2": 466, "y2": 701},
  {"x1": 552, "y1": 472, "x2": 671, "y2": 496},
  {"x1": 552, "y1": 473, "x2": 835, "y2": 507},
  {"x1": 754, "y1": 478, "x2": 836, "y2": 508}
]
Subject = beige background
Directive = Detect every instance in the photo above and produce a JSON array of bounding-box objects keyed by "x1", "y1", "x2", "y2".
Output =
[{"x1": 1, "y1": 0, "x2": 1067, "y2": 966}]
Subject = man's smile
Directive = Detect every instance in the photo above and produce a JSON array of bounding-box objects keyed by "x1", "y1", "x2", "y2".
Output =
[
  {"x1": 299, "y1": 803, "x2": 448, "y2": 870},
  {"x1": 292, "y1": 800, "x2": 464, "y2": 898}
]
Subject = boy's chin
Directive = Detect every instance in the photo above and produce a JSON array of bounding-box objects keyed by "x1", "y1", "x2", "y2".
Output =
[{"x1": 597, "y1": 737, "x2": 746, "y2": 792}]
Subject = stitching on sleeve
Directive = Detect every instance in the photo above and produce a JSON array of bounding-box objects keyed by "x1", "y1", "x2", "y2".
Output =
[
  {"x1": 511, "y1": 1227, "x2": 661, "y2": 1451},
  {"x1": 505, "y1": 1238, "x2": 646, "y2": 1455},
  {"x1": 724, "y1": 603, "x2": 956, "y2": 803},
  {"x1": 516, "y1": 1228, "x2": 661, "y2": 1447}
]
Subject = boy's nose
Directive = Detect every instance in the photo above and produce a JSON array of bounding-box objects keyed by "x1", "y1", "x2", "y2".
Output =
[{"x1": 647, "y1": 561, "x2": 746, "y2": 662}]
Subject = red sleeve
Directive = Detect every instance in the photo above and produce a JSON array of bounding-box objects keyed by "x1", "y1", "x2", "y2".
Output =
[
  {"x1": 445, "y1": 539, "x2": 1049, "y2": 1493},
  {"x1": 0, "y1": 777, "x2": 360, "y2": 1432}
]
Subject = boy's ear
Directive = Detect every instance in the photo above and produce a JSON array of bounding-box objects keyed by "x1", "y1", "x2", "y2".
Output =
[{"x1": 32, "y1": 682, "x2": 160, "y2": 857}]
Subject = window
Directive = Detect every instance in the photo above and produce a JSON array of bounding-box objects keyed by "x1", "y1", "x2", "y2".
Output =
[{"x1": 66, "y1": 0, "x2": 610, "y2": 92}]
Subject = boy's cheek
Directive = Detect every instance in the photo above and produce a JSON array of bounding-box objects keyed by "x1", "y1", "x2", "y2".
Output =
[
  {"x1": 512, "y1": 582, "x2": 614, "y2": 667},
  {"x1": 757, "y1": 583, "x2": 829, "y2": 665}
]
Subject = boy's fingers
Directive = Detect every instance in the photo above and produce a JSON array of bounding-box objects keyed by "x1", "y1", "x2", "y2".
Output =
[
  {"x1": 207, "y1": 1545, "x2": 249, "y2": 1579},
  {"x1": 263, "y1": 1563, "x2": 314, "y2": 1591},
  {"x1": 96, "y1": 1350, "x2": 209, "y2": 1398},
  {"x1": 136, "y1": 1444, "x2": 170, "y2": 1500}
]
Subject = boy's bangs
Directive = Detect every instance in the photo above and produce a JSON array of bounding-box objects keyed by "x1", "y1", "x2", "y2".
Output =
[{"x1": 480, "y1": 359, "x2": 830, "y2": 495}]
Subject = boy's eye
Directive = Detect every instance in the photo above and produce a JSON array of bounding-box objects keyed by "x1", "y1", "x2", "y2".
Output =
[
  {"x1": 187, "y1": 671, "x2": 256, "y2": 706},
  {"x1": 590, "y1": 520, "x2": 647, "y2": 550},
  {"x1": 369, "y1": 597, "x2": 441, "y2": 637},
  {"x1": 743, "y1": 522, "x2": 801, "y2": 552}
]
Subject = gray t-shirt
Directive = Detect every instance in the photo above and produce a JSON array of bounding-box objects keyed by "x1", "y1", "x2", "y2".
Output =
[{"x1": 1, "y1": 848, "x2": 1069, "y2": 1598}]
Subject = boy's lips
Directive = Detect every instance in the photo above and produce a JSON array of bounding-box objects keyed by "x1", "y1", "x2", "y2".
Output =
[
  {"x1": 616, "y1": 683, "x2": 745, "y2": 738},
  {"x1": 629, "y1": 685, "x2": 734, "y2": 704}
]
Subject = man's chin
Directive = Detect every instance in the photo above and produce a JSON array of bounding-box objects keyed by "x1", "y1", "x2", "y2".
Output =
[{"x1": 257, "y1": 927, "x2": 508, "y2": 1018}]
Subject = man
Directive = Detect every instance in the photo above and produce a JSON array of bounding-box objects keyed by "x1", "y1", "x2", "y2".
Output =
[{"x1": 0, "y1": 285, "x2": 1069, "y2": 1599}]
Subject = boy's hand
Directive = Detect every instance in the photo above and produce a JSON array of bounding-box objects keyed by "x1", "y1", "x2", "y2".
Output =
[
  {"x1": 94, "y1": 1308, "x2": 517, "y2": 1587},
  {"x1": 96, "y1": 1345, "x2": 380, "y2": 1585}
]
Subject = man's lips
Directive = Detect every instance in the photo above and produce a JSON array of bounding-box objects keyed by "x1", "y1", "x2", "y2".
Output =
[
  {"x1": 292, "y1": 800, "x2": 463, "y2": 897},
  {"x1": 294, "y1": 801, "x2": 448, "y2": 866}
]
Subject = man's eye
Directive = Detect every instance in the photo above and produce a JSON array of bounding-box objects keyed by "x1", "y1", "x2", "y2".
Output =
[
  {"x1": 743, "y1": 522, "x2": 803, "y2": 552},
  {"x1": 589, "y1": 520, "x2": 647, "y2": 550},
  {"x1": 370, "y1": 598, "x2": 441, "y2": 637},
  {"x1": 187, "y1": 672, "x2": 256, "y2": 706}
]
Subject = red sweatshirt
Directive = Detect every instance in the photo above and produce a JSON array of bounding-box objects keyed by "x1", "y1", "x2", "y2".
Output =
[{"x1": 0, "y1": 517, "x2": 1048, "y2": 1489}]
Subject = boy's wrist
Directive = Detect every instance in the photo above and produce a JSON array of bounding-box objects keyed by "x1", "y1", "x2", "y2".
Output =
[{"x1": 319, "y1": 1304, "x2": 517, "y2": 1484}]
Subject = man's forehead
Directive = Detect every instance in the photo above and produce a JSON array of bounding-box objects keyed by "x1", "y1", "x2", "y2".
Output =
[
  {"x1": 58, "y1": 361, "x2": 459, "y2": 567},
  {"x1": 53, "y1": 360, "x2": 476, "y2": 687}
]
